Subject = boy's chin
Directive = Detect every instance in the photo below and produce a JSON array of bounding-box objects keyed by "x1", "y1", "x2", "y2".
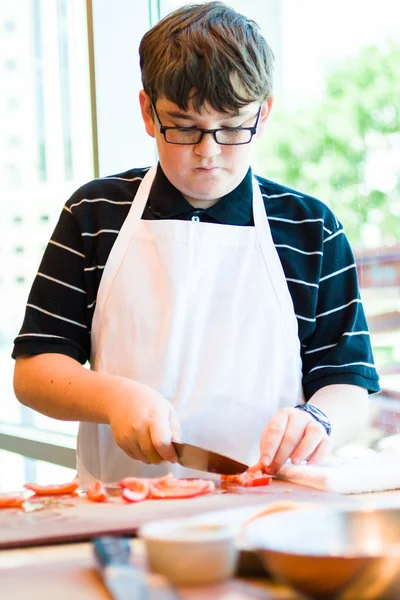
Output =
[{"x1": 186, "y1": 181, "x2": 232, "y2": 200}]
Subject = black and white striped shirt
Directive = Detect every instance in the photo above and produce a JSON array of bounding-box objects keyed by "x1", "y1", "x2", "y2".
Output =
[{"x1": 13, "y1": 165, "x2": 380, "y2": 400}]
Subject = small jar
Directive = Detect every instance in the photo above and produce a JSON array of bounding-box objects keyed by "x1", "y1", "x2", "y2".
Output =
[{"x1": 139, "y1": 518, "x2": 239, "y2": 585}]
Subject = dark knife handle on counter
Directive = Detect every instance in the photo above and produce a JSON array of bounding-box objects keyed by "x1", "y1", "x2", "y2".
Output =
[
  {"x1": 93, "y1": 536, "x2": 180, "y2": 600},
  {"x1": 94, "y1": 535, "x2": 131, "y2": 566}
]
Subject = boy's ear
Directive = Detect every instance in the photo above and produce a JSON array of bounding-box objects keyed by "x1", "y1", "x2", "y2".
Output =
[
  {"x1": 139, "y1": 90, "x2": 156, "y2": 138},
  {"x1": 255, "y1": 97, "x2": 274, "y2": 139}
]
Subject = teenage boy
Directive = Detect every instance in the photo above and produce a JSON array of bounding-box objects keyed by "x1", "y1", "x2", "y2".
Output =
[{"x1": 13, "y1": 2, "x2": 379, "y2": 483}]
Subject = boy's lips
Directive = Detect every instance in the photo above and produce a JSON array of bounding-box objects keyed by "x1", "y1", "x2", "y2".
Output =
[{"x1": 194, "y1": 165, "x2": 221, "y2": 172}]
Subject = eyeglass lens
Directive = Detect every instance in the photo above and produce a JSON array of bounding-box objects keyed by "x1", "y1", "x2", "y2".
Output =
[{"x1": 165, "y1": 128, "x2": 253, "y2": 145}]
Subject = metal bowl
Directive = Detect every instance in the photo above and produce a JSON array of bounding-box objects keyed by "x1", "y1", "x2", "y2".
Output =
[{"x1": 245, "y1": 506, "x2": 400, "y2": 599}]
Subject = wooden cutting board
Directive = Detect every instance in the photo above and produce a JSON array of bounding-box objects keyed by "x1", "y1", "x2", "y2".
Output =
[{"x1": 0, "y1": 480, "x2": 354, "y2": 550}]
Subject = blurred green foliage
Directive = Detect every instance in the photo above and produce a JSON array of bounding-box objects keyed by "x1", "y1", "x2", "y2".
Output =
[{"x1": 255, "y1": 42, "x2": 400, "y2": 246}]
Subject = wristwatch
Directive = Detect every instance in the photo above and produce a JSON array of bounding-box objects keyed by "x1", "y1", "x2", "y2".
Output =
[{"x1": 295, "y1": 403, "x2": 332, "y2": 436}]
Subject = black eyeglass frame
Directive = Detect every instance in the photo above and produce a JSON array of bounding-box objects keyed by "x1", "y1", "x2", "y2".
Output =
[{"x1": 151, "y1": 101, "x2": 262, "y2": 146}]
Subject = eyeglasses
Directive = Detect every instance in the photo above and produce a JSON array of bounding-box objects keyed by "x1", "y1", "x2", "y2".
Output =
[{"x1": 151, "y1": 102, "x2": 261, "y2": 146}]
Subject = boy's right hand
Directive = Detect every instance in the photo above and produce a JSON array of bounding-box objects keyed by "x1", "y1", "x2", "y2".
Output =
[{"x1": 106, "y1": 379, "x2": 181, "y2": 465}]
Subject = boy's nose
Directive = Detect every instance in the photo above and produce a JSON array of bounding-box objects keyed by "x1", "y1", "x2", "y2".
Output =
[{"x1": 194, "y1": 132, "x2": 222, "y2": 157}]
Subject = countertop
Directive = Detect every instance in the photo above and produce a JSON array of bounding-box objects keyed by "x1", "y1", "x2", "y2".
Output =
[{"x1": 1, "y1": 483, "x2": 400, "y2": 600}]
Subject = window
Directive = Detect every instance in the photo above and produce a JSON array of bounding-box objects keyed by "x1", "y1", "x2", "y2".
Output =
[
  {"x1": 3, "y1": 20, "x2": 16, "y2": 33},
  {"x1": 8, "y1": 135, "x2": 20, "y2": 146},
  {"x1": 0, "y1": 0, "x2": 94, "y2": 484},
  {"x1": 4, "y1": 58, "x2": 17, "y2": 70},
  {"x1": 6, "y1": 97, "x2": 19, "y2": 109},
  {"x1": 0, "y1": 0, "x2": 157, "y2": 487}
]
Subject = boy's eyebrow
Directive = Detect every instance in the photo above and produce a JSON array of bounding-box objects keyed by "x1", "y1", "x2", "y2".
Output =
[
  {"x1": 165, "y1": 110, "x2": 196, "y2": 121},
  {"x1": 164, "y1": 108, "x2": 250, "y2": 121}
]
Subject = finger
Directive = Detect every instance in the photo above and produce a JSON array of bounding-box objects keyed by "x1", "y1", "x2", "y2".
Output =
[
  {"x1": 260, "y1": 410, "x2": 290, "y2": 470},
  {"x1": 167, "y1": 411, "x2": 181, "y2": 463},
  {"x1": 135, "y1": 426, "x2": 164, "y2": 464},
  {"x1": 120, "y1": 437, "x2": 151, "y2": 464},
  {"x1": 247, "y1": 461, "x2": 264, "y2": 473},
  {"x1": 149, "y1": 412, "x2": 177, "y2": 462},
  {"x1": 144, "y1": 449, "x2": 164, "y2": 464},
  {"x1": 169, "y1": 410, "x2": 181, "y2": 443},
  {"x1": 264, "y1": 416, "x2": 310, "y2": 474},
  {"x1": 290, "y1": 420, "x2": 325, "y2": 465},
  {"x1": 306, "y1": 437, "x2": 332, "y2": 465}
]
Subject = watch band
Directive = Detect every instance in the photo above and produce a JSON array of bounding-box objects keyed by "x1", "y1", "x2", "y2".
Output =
[{"x1": 294, "y1": 403, "x2": 332, "y2": 436}]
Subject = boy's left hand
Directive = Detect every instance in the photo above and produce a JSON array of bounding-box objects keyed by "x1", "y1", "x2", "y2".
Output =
[{"x1": 250, "y1": 407, "x2": 332, "y2": 475}]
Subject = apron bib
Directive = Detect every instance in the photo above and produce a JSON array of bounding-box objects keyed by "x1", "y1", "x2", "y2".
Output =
[{"x1": 77, "y1": 166, "x2": 302, "y2": 483}]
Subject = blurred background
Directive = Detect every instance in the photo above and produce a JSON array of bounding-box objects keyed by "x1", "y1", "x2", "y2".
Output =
[{"x1": 0, "y1": 0, "x2": 399, "y2": 490}]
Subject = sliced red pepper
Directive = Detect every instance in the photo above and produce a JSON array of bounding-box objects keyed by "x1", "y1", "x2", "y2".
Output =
[
  {"x1": 203, "y1": 480, "x2": 216, "y2": 493},
  {"x1": 235, "y1": 471, "x2": 272, "y2": 487},
  {"x1": 87, "y1": 480, "x2": 108, "y2": 502},
  {"x1": 118, "y1": 474, "x2": 171, "y2": 491},
  {"x1": 239, "y1": 475, "x2": 272, "y2": 487},
  {"x1": 24, "y1": 481, "x2": 79, "y2": 496},
  {"x1": 149, "y1": 477, "x2": 215, "y2": 499},
  {"x1": 221, "y1": 470, "x2": 272, "y2": 487},
  {"x1": 121, "y1": 480, "x2": 150, "y2": 503},
  {"x1": 220, "y1": 474, "x2": 240, "y2": 483},
  {"x1": 119, "y1": 476, "x2": 153, "y2": 489},
  {"x1": 0, "y1": 494, "x2": 26, "y2": 508}
]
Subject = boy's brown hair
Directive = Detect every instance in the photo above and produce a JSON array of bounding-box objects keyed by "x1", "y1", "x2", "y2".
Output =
[{"x1": 139, "y1": 1, "x2": 274, "y2": 113}]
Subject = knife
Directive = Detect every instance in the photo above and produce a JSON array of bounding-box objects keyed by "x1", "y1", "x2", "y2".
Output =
[
  {"x1": 172, "y1": 441, "x2": 248, "y2": 475},
  {"x1": 93, "y1": 536, "x2": 179, "y2": 600}
]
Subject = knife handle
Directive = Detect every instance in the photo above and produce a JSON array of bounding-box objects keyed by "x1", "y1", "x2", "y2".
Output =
[
  {"x1": 94, "y1": 536, "x2": 181, "y2": 600},
  {"x1": 93, "y1": 536, "x2": 131, "y2": 567}
]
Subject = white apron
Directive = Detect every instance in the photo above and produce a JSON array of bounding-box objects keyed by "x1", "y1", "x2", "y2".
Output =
[{"x1": 77, "y1": 166, "x2": 302, "y2": 483}]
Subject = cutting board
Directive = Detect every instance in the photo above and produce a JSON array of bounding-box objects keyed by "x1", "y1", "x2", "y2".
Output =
[{"x1": 0, "y1": 480, "x2": 354, "y2": 550}]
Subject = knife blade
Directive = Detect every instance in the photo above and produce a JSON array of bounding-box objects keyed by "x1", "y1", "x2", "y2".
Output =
[
  {"x1": 93, "y1": 536, "x2": 179, "y2": 600},
  {"x1": 172, "y1": 442, "x2": 248, "y2": 475}
]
